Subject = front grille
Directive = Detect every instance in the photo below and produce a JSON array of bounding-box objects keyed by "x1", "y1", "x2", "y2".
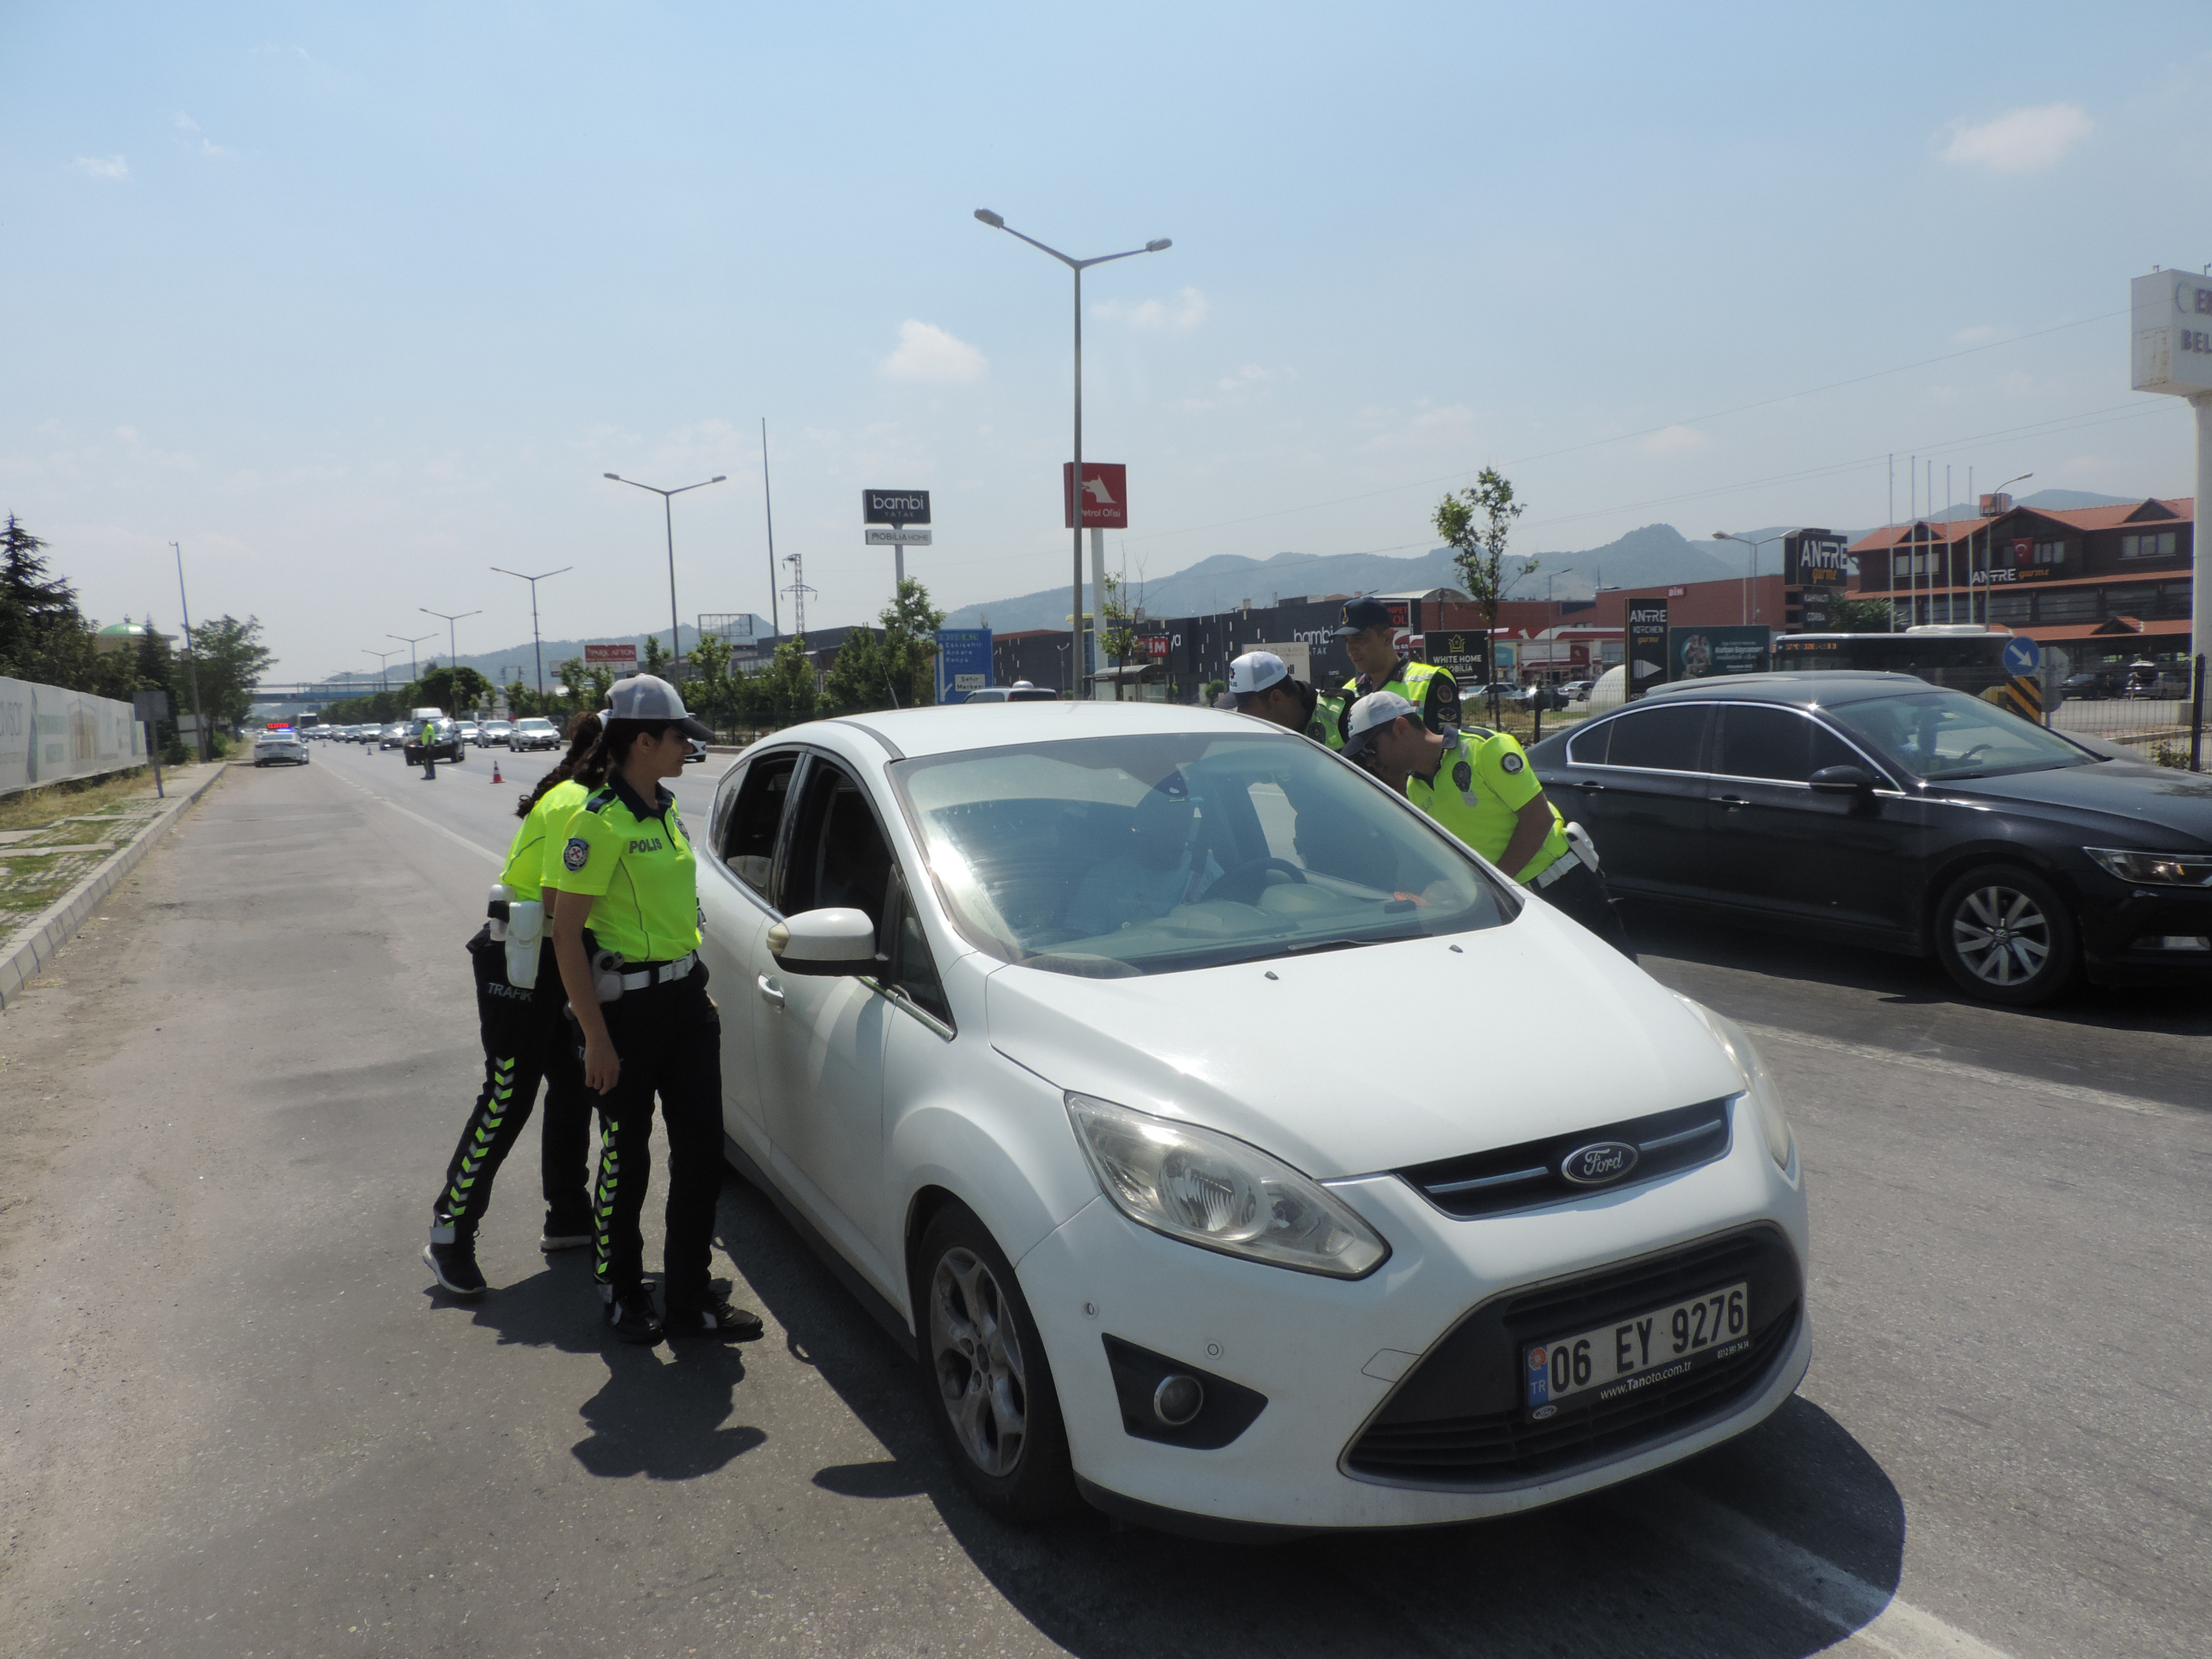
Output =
[
  {"x1": 1344, "y1": 1225, "x2": 1801, "y2": 1489},
  {"x1": 1398, "y1": 1098, "x2": 1735, "y2": 1219}
]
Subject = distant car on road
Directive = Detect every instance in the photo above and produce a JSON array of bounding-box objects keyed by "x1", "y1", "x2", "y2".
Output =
[
  {"x1": 507, "y1": 717, "x2": 560, "y2": 752},
  {"x1": 253, "y1": 728, "x2": 309, "y2": 766},
  {"x1": 379, "y1": 723, "x2": 410, "y2": 749},
  {"x1": 2126, "y1": 669, "x2": 2190, "y2": 701},
  {"x1": 404, "y1": 719, "x2": 467, "y2": 766},
  {"x1": 455, "y1": 721, "x2": 480, "y2": 746},
  {"x1": 1529, "y1": 671, "x2": 2212, "y2": 1004},
  {"x1": 961, "y1": 682, "x2": 1059, "y2": 703},
  {"x1": 2060, "y1": 671, "x2": 2120, "y2": 702},
  {"x1": 479, "y1": 720, "x2": 514, "y2": 747}
]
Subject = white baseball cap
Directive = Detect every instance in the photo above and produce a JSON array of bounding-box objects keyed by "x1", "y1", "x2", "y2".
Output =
[
  {"x1": 1226, "y1": 651, "x2": 1292, "y2": 697},
  {"x1": 1341, "y1": 690, "x2": 1420, "y2": 759},
  {"x1": 607, "y1": 673, "x2": 713, "y2": 741}
]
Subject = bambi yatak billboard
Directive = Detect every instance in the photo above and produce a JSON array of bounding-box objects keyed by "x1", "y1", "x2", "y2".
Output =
[{"x1": 2132, "y1": 269, "x2": 2212, "y2": 397}]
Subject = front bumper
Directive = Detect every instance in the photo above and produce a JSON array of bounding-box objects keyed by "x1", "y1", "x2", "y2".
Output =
[
  {"x1": 1016, "y1": 1098, "x2": 1809, "y2": 1532},
  {"x1": 2074, "y1": 873, "x2": 2212, "y2": 985}
]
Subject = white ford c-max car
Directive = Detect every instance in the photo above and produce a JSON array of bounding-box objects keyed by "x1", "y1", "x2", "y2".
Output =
[{"x1": 695, "y1": 702, "x2": 1808, "y2": 1535}]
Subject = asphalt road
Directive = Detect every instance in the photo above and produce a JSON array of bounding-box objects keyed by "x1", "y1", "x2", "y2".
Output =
[{"x1": 0, "y1": 738, "x2": 2205, "y2": 1659}]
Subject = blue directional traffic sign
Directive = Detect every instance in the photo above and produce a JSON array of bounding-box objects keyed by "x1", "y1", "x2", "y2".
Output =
[{"x1": 2001, "y1": 636, "x2": 2041, "y2": 677}]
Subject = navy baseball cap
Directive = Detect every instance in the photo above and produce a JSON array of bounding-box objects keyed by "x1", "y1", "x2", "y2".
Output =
[{"x1": 1330, "y1": 596, "x2": 1396, "y2": 639}]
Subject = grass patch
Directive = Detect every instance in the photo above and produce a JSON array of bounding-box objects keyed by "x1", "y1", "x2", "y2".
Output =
[{"x1": 0, "y1": 769, "x2": 158, "y2": 835}]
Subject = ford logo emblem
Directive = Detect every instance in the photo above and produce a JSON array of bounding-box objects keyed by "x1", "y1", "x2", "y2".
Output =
[{"x1": 1560, "y1": 1141, "x2": 1640, "y2": 1186}]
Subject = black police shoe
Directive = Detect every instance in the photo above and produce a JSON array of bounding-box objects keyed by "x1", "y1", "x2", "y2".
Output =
[
  {"x1": 539, "y1": 1210, "x2": 594, "y2": 1253},
  {"x1": 606, "y1": 1287, "x2": 664, "y2": 1345},
  {"x1": 664, "y1": 1298, "x2": 765, "y2": 1341},
  {"x1": 423, "y1": 1238, "x2": 487, "y2": 1297}
]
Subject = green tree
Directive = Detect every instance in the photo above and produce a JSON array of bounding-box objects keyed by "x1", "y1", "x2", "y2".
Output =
[
  {"x1": 1831, "y1": 597, "x2": 1894, "y2": 633},
  {"x1": 415, "y1": 663, "x2": 493, "y2": 715},
  {"x1": 683, "y1": 632, "x2": 737, "y2": 730},
  {"x1": 758, "y1": 638, "x2": 822, "y2": 724},
  {"x1": 181, "y1": 615, "x2": 276, "y2": 727},
  {"x1": 1099, "y1": 572, "x2": 1141, "y2": 701},
  {"x1": 641, "y1": 633, "x2": 668, "y2": 676},
  {"x1": 880, "y1": 577, "x2": 944, "y2": 707},
  {"x1": 1433, "y1": 469, "x2": 1536, "y2": 697},
  {"x1": 0, "y1": 514, "x2": 96, "y2": 688}
]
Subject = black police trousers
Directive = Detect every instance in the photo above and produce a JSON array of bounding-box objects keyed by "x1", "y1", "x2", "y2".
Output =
[
  {"x1": 1535, "y1": 860, "x2": 1637, "y2": 961},
  {"x1": 588, "y1": 962, "x2": 723, "y2": 1318},
  {"x1": 430, "y1": 929, "x2": 593, "y2": 1242}
]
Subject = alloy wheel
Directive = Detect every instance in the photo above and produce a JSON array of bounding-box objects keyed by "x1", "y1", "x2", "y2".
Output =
[
  {"x1": 928, "y1": 1246, "x2": 1029, "y2": 1477},
  {"x1": 1949, "y1": 884, "x2": 2053, "y2": 987}
]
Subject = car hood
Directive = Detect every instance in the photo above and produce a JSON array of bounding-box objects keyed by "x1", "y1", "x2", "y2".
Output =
[
  {"x1": 1934, "y1": 761, "x2": 2212, "y2": 847},
  {"x1": 982, "y1": 908, "x2": 1747, "y2": 1179}
]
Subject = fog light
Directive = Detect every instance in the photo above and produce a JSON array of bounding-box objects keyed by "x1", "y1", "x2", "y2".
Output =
[
  {"x1": 1153, "y1": 1374, "x2": 1205, "y2": 1427},
  {"x1": 2133, "y1": 934, "x2": 2212, "y2": 951}
]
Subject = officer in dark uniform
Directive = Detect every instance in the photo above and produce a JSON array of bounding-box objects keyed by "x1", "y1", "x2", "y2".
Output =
[{"x1": 1331, "y1": 595, "x2": 1459, "y2": 740}]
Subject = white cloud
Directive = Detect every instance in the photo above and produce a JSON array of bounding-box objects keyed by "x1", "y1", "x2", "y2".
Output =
[
  {"x1": 1941, "y1": 103, "x2": 2092, "y2": 173},
  {"x1": 879, "y1": 321, "x2": 987, "y2": 384},
  {"x1": 71, "y1": 155, "x2": 128, "y2": 180},
  {"x1": 1642, "y1": 424, "x2": 1710, "y2": 455},
  {"x1": 175, "y1": 112, "x2": 234, "y2": 157},
  {"x1": 1952, "y1": 323, "x2": 2004, "y2": 346},
  {"x1": 1093, "y1": 287, "x2": 1210, "y2": 332}
]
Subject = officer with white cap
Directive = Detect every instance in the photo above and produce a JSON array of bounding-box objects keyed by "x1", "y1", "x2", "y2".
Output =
[
  {"x1": 1222, "y1": 651, "x2": 1335, "y2": 743},
  {"x1": 1343, "y1": 690, "x2": 1632, "y2": 957}
]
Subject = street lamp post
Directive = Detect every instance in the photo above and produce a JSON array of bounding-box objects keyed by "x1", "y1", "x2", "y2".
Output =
[
  {"x1": 420, "y1": 607, "x2": 482, "y2": 688},
  {"x1": 1974, "y1": 473, "x2": 2032, "y2": 626},
  {"x1": 603, "y1": 473, "x2": 728, "y2": 675},
  {"x1": 490, "y1": 566, "x2": 572, "y2": 701},
  {"x1": 1713, "y1": 531, "x2": 1792, "y2": 625},
  {"x1": 171, "y1": 541, "x2": 209, "y2": 762},
  {"x1": 363, "y1": 648, "x2": 397, "y2": 694},
  {"x1": 390, "y1": 632, "x2": 432, "y2": 686},
  {"x1": 974, "y1": 209, "x2": 1170, "y2": 701}
]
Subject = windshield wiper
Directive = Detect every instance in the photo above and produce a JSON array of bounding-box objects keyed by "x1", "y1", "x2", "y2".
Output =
[{"x1": 1282, "y1": 937, "x2": 1388, "y2": 956}]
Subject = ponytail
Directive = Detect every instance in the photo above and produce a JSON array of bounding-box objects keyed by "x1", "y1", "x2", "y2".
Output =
[
  {"x1": 513, "y1": 710, "x2": 607, "y2": 819},
  {"x1": 571, "y1": 717, "x2": 676, "y2": 793}
]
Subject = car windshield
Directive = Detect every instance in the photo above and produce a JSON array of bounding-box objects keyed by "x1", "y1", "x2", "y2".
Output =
[
  {"x1": 1826, "y1": 688, "x2": 2094, "y2": 781},
  {"x1": 888, "y1": 730, "x2": 1515, "y2": 977}
]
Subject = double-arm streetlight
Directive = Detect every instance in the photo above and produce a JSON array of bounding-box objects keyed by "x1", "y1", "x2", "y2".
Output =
[
  {"x1": 390, "y1": 632, "x2": 433, "y2": 685},
  {"x1": 490, "y1": 565, "x2": 572, "y2": 699},
  {"x1": 363, "y1": 647, "x2": 397, "y2": 693},
  {"x1": 420, "y1": 607, "x2": 481, "y2": 678},
  {"x1": 603, "y1": 473, "x2": 727, "y2": 675},
  {"x1": 1713, "y1": 531, "x2": 1794, "y2": 624},
  {"x1": 975, "y1": 208, "x2": 1170, "y2": 701}
]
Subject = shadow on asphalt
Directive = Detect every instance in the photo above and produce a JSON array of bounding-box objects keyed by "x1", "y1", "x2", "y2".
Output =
[
  {"x1": 1626, "y1": 902, "x2": 2212, "y2": 1039},
  {"x1": 449, "y1": 1255, "x2": 767, "y2": 1481},
  {"x1": 710, "y1": 1171, "x2": 1908, "y2": 1658}
]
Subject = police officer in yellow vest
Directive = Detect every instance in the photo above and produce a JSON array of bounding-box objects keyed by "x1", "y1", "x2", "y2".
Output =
[
  {"x1": 1343, "y1": 690, "x2": 1633, "y2": 958},
  {"x1": 419, "y1": 718, "x2": 439, "y2": 780},
  {"x1": 1222, "y1": 650, "x2": 1337, "y2": 744},
  {"x1": 1331, "y1": 594, "x2": 1459, "y2": 746}
]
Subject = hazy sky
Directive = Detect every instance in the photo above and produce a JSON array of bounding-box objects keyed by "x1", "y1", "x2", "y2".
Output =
[{"x1": 5, "y1": 3, "x2": 2208, "y2": 682}]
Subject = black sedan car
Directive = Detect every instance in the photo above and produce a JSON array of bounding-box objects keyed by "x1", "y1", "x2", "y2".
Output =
[{"x1": 1529, "y1": 672, "x2": 2212, "y2": 1004}]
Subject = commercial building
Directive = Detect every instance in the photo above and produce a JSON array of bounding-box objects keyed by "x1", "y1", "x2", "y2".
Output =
[{"x1": 1849, "y1": 498, "x2": 2195, "y2": 669}]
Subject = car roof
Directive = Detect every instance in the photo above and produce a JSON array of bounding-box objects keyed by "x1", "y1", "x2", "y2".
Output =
[
  {"x1": 1638, "y1": 671, "x2": 1933, "y2": 708},
  {"x1": 781, "y1": 700, "x2": 1278, "y2": 761}
]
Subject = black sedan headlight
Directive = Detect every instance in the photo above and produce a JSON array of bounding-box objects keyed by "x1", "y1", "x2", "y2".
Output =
[{"x1": 2084, "y1": 848, "x2": 2212, "y2": 887}]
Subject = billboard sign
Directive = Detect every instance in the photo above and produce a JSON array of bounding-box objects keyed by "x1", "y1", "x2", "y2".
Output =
[
  {"x1": 1062, "y1": 463, "x2": 1128, "y2": 528},
  {"x1": 862, "y1": 488, "x2": 931, "y2": 525},
  {"x1": 865, "y1": 526, "x2": 932, "y2": 545},
  {"x1": 1422, "y1": 629, "x2": 1488, "y2": 686},
  {"x1": 934, "y1": 628, "x2": 993, "y2": 703},
  {"x1": 1626, "y1": 599, "x2": 1669, "y2": 698},
  {"x1": 583, "y1": 643, "x2": 639, "y2": 665},
  {"x1": 1783, "y1": 529, "x2": 1851, "y2": 588},
  {"x1": 1670, "y1": 626, "x2": 1770, "y2": 681},
  {"x1": 1797, "y1": 588, "x2": 1837, "y2": 632},
  {"x1": 2131, "y1": 269, "x2": 2212, "y2": 398}
]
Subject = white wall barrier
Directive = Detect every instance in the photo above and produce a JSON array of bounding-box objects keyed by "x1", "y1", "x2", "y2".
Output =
[{"x1": 0, "y1": 676, "x2": 148, "y2": 798}]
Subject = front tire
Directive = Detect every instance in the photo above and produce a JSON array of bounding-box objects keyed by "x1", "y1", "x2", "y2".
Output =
[
  {"x1": 1934, "y1": 864, "x2": 2078, "y2": 1006},
  {"x1": 916, "y1": 1203, "x2": 1074, "y2": 1521}
]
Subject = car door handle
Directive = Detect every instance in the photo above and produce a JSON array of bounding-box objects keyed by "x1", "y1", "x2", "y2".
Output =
[
  {"x1": 1717, "y1": 794, "x2": 1750, "y2": 810},
  {"x1": 756, "y1": 975, "x2": 786, "y2": 1008}
]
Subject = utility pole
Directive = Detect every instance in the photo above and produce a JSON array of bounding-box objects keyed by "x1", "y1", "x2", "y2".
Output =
[{"x1": 171, "y1": 542, "x2": 208, "y2": 761}]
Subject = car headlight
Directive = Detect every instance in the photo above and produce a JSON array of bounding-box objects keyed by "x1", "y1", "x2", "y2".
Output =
[
  {"x1": 1679, "y1": 1001, "x2": 1793, "y2": 1170},
  {"x1": 1064, "y1": 1093, "x2": 1389, "y2": 1279},
  {"x1": 2084, "y1": 848, "x2": 2212, "y2": 887}
]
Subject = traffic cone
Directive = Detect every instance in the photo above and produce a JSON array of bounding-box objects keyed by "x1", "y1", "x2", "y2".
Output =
[{"x1": 491, "y1": 758, "x2": 502, "y2": 784}]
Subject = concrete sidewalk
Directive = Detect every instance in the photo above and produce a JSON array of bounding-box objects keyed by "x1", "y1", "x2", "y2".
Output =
[{"x1": 0, "y1": 763, "x2": 229, "y2": 1007}]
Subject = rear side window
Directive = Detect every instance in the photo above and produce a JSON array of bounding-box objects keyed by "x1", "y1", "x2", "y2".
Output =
[
  {"x1": 1600, "y1": 705, "x2": 1707, "y2": 772},
  {"x1": 721, "y1": 751, "x2": 799, "y2": 898}
]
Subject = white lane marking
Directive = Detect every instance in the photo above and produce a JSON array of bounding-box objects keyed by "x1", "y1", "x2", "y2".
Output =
[
  {"x1": 1745, "y1": 1023, "x2": 2179, "y2": 1120},
  {"x1": 351, "y1": 782, "x2": 503, "y2": 867},
  {"x1": 1657, "y1": 1485, "x2": 2016, "y2": 1658}
]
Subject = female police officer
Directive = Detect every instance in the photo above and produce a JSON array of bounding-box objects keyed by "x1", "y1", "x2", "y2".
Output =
[
  {"x1": 422, "y1": 710, "x2": 603, "y2": 1296},
  {"x1": 551, "y1": 675, "x2": 762, "y2": 1346}
]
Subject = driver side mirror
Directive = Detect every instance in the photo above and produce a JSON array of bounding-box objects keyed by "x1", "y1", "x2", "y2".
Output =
[
  {"x1": 766, "y1": 907, "x2": 884, "y2": 976},
  {"x1": 1808, "y1": 765, "x2": 1878, "y2": 797}
]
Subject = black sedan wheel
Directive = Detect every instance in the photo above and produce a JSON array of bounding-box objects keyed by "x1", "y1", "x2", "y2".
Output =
[
  {"x1": 1934, "y1": 865, "x2": 2078, "y2": 1006},
  {"x1": 917, "y1": 1203, "x2": 1073, "y2": 1520}
]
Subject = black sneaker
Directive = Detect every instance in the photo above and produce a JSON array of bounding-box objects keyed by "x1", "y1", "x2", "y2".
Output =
[
  {"x1": 664, "y1": 1298, "x2": 765, "y2": 1341},
  {"x1": 423, "y1": 1238, "x2": 487, "y2": 1296},
  {"x1": 539, "y1": 1211, "x2": 594, "y2": 1253},
  {"x1": 607, "y1": 1287, "x2": 664, "y2": 1344}
]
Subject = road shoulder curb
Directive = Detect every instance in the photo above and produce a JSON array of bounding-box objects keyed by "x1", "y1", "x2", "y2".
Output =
[{"x1": 0, "y1": 764, "x2": 231, "y2": 1008}]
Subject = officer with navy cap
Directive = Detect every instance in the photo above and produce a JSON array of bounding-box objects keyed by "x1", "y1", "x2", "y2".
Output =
[
  {"x1": 1343, "y1": 690, "x2": 1632, "y2": 957},
  {"x1": 1330, "y1": 595, "x2": 1459, "y2": 739}
]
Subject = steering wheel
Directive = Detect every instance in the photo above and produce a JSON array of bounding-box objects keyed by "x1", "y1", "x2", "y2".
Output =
[{"x1": 1208, "y1": 856, "x2": 1310, "y2": 906}]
